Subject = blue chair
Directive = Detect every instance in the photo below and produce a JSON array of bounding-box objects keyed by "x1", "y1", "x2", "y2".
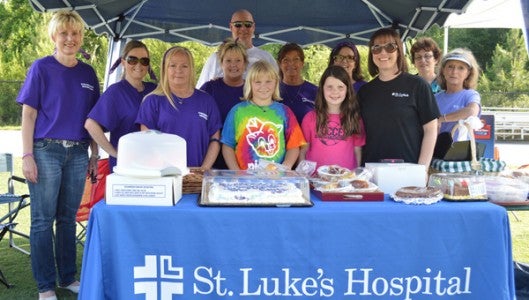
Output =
[{"x1": 0, "y1": 153, "x2": 30, "y2": 255}]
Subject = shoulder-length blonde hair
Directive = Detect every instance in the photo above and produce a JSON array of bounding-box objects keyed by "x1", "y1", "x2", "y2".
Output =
[
  {"x1": 151, "y1": 46, "x2": 196, "y2": 108},
  {"x1": 243, "y1": 60, "x2": 281, "y2": 101},
  {"x1": 48, "y1": 10, "x2": 85, "y2": 40}
]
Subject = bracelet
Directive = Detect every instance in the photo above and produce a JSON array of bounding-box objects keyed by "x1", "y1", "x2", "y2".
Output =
[
  {"x1": 210, "y1": 138, "x2": 221, "y2": 143},
  {"x1": 22, "y1": 153, "x2": 33, "y2": 159},
  {"x1": 442, "y1": 114, "x2": 447, "y2": 122},
  {"x1": 90, "y1": 154, "x2": 100, "y2": 160}
]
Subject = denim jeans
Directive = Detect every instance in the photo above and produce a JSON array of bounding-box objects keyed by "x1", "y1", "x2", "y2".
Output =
[{"x1": 28, "y1": 139, "x2": 89, "y2": 292}]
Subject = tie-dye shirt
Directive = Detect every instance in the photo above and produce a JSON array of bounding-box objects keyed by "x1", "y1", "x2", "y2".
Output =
[{"x1": 221, "y1": 101, "x2": 306, "y2": 170}]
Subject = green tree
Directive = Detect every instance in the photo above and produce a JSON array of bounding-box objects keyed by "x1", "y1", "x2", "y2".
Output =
[{"x1": 479, "y1": 29, "x2": 529, "y2": 107}]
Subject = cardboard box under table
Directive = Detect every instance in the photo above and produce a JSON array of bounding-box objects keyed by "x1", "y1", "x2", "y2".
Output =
[
  {"x1": 365, "y1": 163, "x2": 426, "y2": 195},
  {"x1": 105, "y1": 173, "x2": 182, "y2": 206}
]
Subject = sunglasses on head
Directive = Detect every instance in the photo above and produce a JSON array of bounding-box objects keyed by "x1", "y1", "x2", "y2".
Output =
[
  {"x1": 231, "y1": 21, "x2": 254, "y2": 28},
  {"x1": 126, "y1": 56, "x2": 150, "y2": 66},
  {"x1": 371, "y1": 43, "x2": 398, "y2": 55}
]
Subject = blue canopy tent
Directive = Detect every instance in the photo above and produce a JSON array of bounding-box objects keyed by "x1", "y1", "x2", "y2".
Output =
[{"x1": 28, "y1": 0, "x2": 528, "y2": 85}]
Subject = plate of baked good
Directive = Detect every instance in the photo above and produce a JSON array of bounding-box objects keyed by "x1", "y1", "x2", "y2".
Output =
[{"x1": 391, "y1": 186, "x2": 444, "y2": 205}]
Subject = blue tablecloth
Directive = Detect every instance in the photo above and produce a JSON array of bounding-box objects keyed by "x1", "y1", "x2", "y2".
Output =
[{"x1": 79, "y1": 194, "x2": 515, "y2": 299}]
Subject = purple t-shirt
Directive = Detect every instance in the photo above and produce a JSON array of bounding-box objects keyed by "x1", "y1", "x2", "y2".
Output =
[
  {"x1": 17, "y1": 55, "x2": 100, "y2": 141},
  {"x1": 279, "y1": 81, "x2": 317, "y2": 125},
  {"x1": 435, "y1": 89, "x2": 481, "y2": 134},
  {"x1": 200, "y1": 78, "x2": 243, "y2": 123},
  {"x1": 88, "y1": 79, "x2": 156, "y2": 169},
  {"x1": 136, "y1": 89, "x2": 222, "y2": 167}
]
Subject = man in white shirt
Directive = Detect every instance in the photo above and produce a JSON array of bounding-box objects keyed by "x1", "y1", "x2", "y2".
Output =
[{"x1": 196, "y1": 9, "x2": 278, "y2": 88}]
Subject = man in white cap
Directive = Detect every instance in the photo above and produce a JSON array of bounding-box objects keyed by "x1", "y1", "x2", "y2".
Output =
[{"x1": 196, "y1": 9, "x2": 278, "y2": 88}]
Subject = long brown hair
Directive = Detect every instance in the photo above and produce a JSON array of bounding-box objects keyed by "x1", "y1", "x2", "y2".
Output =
[{"x1": 315, "y1": 65, "x2": 361, "y2": 137}]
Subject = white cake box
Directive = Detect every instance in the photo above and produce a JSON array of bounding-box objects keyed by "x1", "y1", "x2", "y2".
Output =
[
  {"x1": 365, "y1": 163, "x2": 426, "y2": 195},
  {"x1": 113, "y1": 130, "x2": 188, "y2": 177},
  {"x1": 105, "y1": 173, "x2": 182, "y2": 206}
]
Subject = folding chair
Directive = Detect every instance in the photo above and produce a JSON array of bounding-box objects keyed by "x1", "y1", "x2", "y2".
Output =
[
  {"x1": 76, "y1": 158, "x2": 109, "y2": 246},
  {"x1": 0, "y1": 153, "x2": 30, "y2": 255},
  {"x1": 0, "y1": 222, "x2": 17, "y2": 288}
]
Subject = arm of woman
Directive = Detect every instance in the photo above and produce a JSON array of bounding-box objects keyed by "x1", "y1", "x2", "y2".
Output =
[
  {"x1": 200, "y1": 130, "x2": 221, "y2": 170},
  {"x1": 85, "y1": 118, "x2": 117, "y2": 158},
  {"x1": 418, "y1": 119, "x2": 438, "y2": 167},
  {"x1": 21, "y1": 104, "x2": 38, "y2": 183},
  {"x1": 298, "y1": 144, "x2": 309, "y2": 163},
  {"x1": 440, "y1": 102, "x2": 480, "y2": 123},
  {"x1": 283, "y1": 147, "x2": 300, "y2": 170},
  {"x1": 222, "y1": 144, "x2": 240, "y2": 170}
]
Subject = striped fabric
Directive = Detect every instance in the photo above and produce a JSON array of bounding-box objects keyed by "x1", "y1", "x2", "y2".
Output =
[{"x1": 431, "y1": 158, "x2": 506, "y2": 173}]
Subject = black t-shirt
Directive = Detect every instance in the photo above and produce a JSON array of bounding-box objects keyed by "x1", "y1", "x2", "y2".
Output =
[{"x1": 358, "y1": 72, "x2": 440, "y2": 164}]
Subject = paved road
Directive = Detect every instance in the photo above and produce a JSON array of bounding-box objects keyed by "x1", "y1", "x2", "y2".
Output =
[{"x1": 1, "y1": 130, "x2": 528, "y2": 166}]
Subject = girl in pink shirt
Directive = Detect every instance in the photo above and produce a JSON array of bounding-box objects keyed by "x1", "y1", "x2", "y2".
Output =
[{"x1": 300, "y1": 65, "x2": 365, "y2": 169}]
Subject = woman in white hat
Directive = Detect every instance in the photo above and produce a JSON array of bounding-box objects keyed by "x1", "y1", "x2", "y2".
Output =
[{"x1": 435, "y1": 48, "x2": 481, "y2": 135}]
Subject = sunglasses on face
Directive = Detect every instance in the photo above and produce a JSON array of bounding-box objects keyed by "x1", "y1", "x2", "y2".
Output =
[
  {"x1": 231, "y1": 21, "x2": 254, "y2": 28},
  {"x1": 371, "y1": 43, "x2": 398, "y2": 55},
  {"x1": 126, "y1": 56, "x2": 150, "y2": 66},
  {"x1": 333, "y1": 54, "x2": 355, "y2": 63}
]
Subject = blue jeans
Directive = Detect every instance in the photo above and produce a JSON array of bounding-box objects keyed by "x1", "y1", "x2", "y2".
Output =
[{"x1": 28, "y1": 139, "x2": 89, "y2": 292}]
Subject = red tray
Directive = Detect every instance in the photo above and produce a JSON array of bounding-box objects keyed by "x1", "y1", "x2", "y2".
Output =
[{"x1": 312, "y1": 189, "x2": 384, "y2": 201}]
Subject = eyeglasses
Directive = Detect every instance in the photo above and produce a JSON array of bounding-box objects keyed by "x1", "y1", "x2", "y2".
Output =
[
  {"x1": 371, "y1": 43, "x2": 398, "y2": 55},
  {"x1": 333, "y1": 54, "x2": 355, "y2": 63},
  {"x1": 126, "y1": 56, "x2": 150, "y2": 66},
  {"x1": 280, "y1": 57, "x2": 302, "y2": 64},
  {"x1": 414, "y1": 54, "x2": 434, "y2": 61},
  {"x1": 231, "y1": 21, "x2": 254, "y2": 28}
]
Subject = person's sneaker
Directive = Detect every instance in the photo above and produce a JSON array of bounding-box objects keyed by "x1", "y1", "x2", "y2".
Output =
[
  {"x1": 38, "y1": 290, "x2": 57, "y2": 300},
  {"x1": 59, "y1": 281, "x2": 80, "y2": 293}
]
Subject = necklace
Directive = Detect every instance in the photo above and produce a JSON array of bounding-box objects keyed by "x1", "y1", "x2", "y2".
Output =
[
  {"x1": 250, "y1": 100, "x2": 270, "y2": 112},
  {"x1": 172, "y1": 90, "x2": 193, "y2": 105},
  {"x1": 283, "y1": 82, "x2": 304, "y2": 101}
]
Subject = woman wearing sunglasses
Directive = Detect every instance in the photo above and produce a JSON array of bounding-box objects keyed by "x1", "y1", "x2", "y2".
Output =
[
  {"x1": 85, "y1": 40, "x2": 157, "y2": 172},
  {"x1": 357, "y1": 28, "x2": 440, "y2": 168},
  {"x1": 328, "y1": 41, "x2": 367, "y2": 93}
]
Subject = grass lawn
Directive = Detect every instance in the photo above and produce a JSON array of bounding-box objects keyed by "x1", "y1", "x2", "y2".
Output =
[{"x1": 1, "y1": 159, "x2": 528, "y2": 299}]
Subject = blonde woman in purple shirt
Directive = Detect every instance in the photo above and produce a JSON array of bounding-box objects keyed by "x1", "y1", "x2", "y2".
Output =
[
  {"x1": 17, "y1": 10, "x2": 100, "y2": 299},
  {"x1": 137, "y1": 46, "x2": 222, "y2": 169}
]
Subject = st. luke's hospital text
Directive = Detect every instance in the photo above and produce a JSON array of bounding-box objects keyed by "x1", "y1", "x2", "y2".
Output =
[{"x1": 190, "y1": 266, "x2": 472, "y2": 299}]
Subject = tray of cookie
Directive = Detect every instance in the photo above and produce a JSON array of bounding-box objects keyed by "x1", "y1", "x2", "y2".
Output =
[{"x1": 310, "y1": 165, "x2": 384, "y2": 201}]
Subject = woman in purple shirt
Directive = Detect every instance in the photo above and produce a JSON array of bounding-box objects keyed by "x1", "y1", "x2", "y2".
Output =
[
  {"x1": 137, "y1": 46, "x2": 222, "y2": 169},
  {"x1": 200, "y1": 38, "x2": 247, "y2": 168},
  {"x1": 85, "y1": 40, "x2": 157, "y2": 171},
  {"x1": 16, "y1": 10, "x2": 100, "y2": 299}
]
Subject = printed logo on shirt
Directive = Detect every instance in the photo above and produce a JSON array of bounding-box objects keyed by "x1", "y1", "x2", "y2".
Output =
[
  {"x1": 198, "y1": 112, "x2": 208, "y2": 120},
  {"x1": 245, "y1": 117, "x2": 283, "y2": 158},
  {"x1": 134, "y1": 255, "x2": 184, "y2": 298},
  {"x1": 391, "y1": 92, "x2": 409, "y2": 98},
  {"x1": 301, "y1": 97, "x2": 315, "y2": 105},
  {"x1": 319, "y1": 120, "x2": 345, "y2": 146},
  {"x1": 81, "y1": 83, "x2": 95, "y2": 91}
]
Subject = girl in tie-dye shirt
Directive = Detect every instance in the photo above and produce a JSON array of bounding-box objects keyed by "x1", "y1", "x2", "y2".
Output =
[{"x1": 221, "y1": 61, "x2": 306, "y2": 170}]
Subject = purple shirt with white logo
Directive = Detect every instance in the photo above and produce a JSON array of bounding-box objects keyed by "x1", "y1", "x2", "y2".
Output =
[
  {"x1": 88, "y1": 79, "x2": 156, "y2": 169},
  {"x1": 17, "y1": 55, "x2": 100, "y2": 141},
  {"x1": 136, "y1": 89, "x2": 222, "y2": 167},
  {"x1": 279, "y1": 81, "x2": 317, "y2": 125}
]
